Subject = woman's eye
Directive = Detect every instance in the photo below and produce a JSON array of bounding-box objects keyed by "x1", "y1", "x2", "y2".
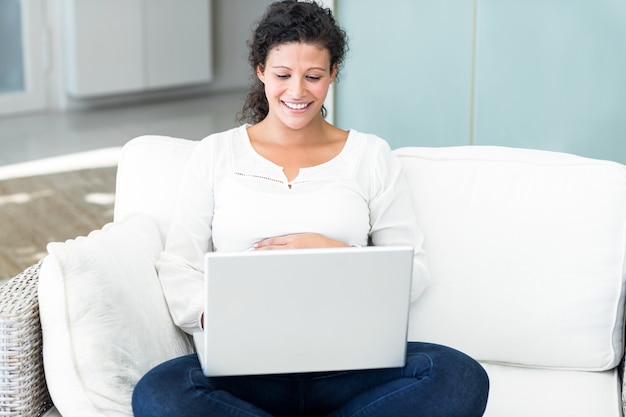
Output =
[{"x1": 273, "y1": 74, "x2": 321, "y2": 81}]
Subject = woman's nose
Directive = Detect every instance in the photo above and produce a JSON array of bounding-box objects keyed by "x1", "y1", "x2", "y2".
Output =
[{"x1": 288, "y1": 78, "x2": 305, "y2": 98}]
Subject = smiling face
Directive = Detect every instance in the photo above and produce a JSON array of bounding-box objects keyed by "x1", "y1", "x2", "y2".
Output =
[{"x1": 257, "y1": 42, "x2": 336, "y2": 131}]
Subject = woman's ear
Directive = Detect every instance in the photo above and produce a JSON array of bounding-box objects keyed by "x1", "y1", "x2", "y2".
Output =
[{"x1": 256, "y1": 64, "x2": 266, "y2": 83}]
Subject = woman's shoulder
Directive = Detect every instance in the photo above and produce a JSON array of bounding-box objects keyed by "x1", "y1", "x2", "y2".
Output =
[
  {"x1": 346, "y1": 130, "x2": 402, "y2": 179},
  {"x1": 346, "y1": 130, "x2": 394, "y2": 164},
  {"x1": 348, "y1": 129, "x2": 392, "y2": 150},
  {"x1": 198, "y1": 125, "x2": 247, "y2": 146},
  {"x1": 188, "y1": 125, "x2": 247, "y2": 158},
  {"x1": 183, "y1": 126, "x2": 247, "y2": 171}
]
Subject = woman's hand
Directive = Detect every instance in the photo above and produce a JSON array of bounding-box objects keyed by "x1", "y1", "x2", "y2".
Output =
[{"x1": 254, "y1": 233, "x2": 348, "y2": 250}]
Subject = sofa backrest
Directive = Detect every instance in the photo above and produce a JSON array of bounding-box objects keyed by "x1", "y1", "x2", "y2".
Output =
[
  {"x1": 396, "y1": 146, "x2": 626, "y2": 372},
  {"x1": 115, "y1": 136, "x2": 626, "y2": 373},
  {"x1": 114, "y1": 135, "x2": 197, "y2": 240}
]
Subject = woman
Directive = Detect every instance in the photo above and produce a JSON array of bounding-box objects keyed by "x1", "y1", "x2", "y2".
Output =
[{"x1": 132, "y1": 1, "x2": 489, "y2": 416}]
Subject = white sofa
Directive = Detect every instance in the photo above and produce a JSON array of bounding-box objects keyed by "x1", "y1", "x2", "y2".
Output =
[{"x1": 1, "y1": 135, "x2": 625, "y2": 417}]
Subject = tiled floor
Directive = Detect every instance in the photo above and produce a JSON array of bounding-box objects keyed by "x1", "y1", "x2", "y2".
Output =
[{"x1": 0, "y1": 89, "x2": 247, "y2": 166}]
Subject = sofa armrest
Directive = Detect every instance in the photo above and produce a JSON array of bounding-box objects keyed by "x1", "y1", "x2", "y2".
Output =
[{"x1": 0, "y1": 261, "x2": 53, "y2": 417}]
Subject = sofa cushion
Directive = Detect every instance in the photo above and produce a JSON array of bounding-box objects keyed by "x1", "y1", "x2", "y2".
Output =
[
  {"x1": 396, "y1": 146, "x2": 626, "y2": 371},
  {"x1": 480, "y1": 363, "x2": 621, "y2": 417},
  {"x1": 39, "y1": 213, "x2": 195, "y2": 417}
]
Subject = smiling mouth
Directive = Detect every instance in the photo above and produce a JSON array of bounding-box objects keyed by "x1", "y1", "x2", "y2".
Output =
[{"x1": 283, "y1": 101, "x2": 310, "y2": 110}]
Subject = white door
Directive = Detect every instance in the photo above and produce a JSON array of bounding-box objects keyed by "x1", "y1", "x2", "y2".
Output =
[{"x1": 0, "y1": 0, "x2": 46, "y2": 116}]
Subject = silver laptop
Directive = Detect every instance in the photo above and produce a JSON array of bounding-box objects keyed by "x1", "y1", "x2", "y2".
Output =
[{"x1": 197, "y1": 245, "x2": 414, "y2": 377}]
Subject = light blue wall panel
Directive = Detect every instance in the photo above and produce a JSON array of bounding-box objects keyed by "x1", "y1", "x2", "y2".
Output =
[
  {"x1": 473, "y1": 0, "x2": 626, "y2": 164},
  {"x1": 0, "y1": 0, "x2": 25, "y2": 93},
  {"x1": 335, "y1": 0, "x2": 474, "y2": 149}
]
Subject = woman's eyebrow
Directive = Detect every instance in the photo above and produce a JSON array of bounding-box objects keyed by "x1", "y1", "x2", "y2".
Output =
[{"x1": 271, "y1": 65, "x2": 328, "y2": 72}]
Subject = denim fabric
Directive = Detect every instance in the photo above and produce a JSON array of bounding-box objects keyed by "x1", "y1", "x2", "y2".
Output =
[{"x1": 132, "y1": 342, "x2": 489, "y2": 417}]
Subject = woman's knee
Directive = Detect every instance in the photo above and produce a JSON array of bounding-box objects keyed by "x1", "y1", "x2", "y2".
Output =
[
  {"x1": 406, "y1": 342, "x2": 489, "y2": 415},
  {"x1": 132, "y1": 354, "x2": 201, "y2": 416},
  {"x1": 406, "y1": 342, "x2": 487, "y2": 380}
]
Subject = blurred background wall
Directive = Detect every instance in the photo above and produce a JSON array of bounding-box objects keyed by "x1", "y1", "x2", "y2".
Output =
[
  {"x1": 0, "y1": 0, "x2": 275, "y2": 114},
  {"x1": 335, "y1": 0, "x2": 626, "y2": 164},
  {"x1": 2, "y1": 0, "x2": 625, "y2": 164}
]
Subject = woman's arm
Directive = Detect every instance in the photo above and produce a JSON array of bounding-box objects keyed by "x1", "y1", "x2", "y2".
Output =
[
  {"x1": 157, "y1": 138, "x2": 217, "y2": 335},
  {"x1": 367, "y1": 140, "x2": 431, "y2": 302}
]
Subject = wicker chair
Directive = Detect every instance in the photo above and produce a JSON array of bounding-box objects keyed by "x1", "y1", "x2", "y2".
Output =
[{"x1": 0, "y1": 261, "x2": 52, "y2": 417}]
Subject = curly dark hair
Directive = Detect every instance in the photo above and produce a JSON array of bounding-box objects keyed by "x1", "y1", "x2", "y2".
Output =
[{"x1": 238, "y1": 0, "x2": 348, "y2": 124}]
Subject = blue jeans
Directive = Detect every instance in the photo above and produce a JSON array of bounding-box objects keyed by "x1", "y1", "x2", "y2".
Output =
[{"x1": 132, "y1": 342, "x2": 489, "y2": 417}]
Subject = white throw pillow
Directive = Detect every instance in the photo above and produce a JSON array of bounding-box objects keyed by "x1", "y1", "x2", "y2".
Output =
[{"x1": 39, "y1": 213, "x2": 195, "y2": 417}]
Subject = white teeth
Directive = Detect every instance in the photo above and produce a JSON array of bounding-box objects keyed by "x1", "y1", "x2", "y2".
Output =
[{"x1": 284, "y1": 102, "x2": 308, "y2": 110}]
